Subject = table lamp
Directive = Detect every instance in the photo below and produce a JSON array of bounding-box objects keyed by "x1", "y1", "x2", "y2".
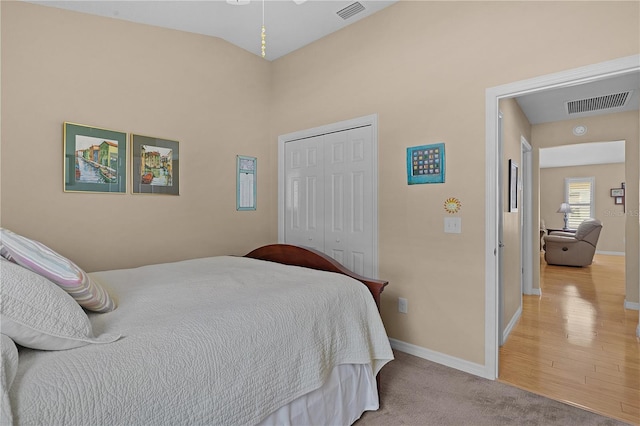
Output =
[{"x1": 556, "y1": 202, "x2": 572, "y2": 230}]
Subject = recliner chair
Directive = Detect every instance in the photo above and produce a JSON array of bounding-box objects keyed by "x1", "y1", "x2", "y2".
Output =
[
  {"x1": 543, "y1": 218, "x2": 602, "y2": 267},
  {"x1": 540, "y1": 219, "x2": 547, "y2": 251}
]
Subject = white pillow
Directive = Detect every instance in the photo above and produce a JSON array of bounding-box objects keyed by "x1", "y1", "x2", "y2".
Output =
[
  {"x1": 0, "y1": 258, "x2": 120, "y2": 350},
  {"x1": 0, "y1": 228, "x2": 116, "y2": 312}
]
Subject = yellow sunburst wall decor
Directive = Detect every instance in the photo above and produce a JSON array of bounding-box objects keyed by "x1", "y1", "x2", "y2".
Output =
[{"x1": 444, "y1": 197, "x2": 462, "y2": 214}]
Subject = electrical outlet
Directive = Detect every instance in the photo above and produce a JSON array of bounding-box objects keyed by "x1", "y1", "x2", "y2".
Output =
[{"x1": 398, "y1": 297, "x2": 408, "y2": 314}]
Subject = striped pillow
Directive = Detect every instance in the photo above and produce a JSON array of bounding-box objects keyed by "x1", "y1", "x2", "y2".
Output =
[{"x1": 0, "y1": 228, "x2": 116, "y2": 313}]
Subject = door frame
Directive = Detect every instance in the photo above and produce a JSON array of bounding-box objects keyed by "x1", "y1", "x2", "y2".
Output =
[
  {"x1": 277, "y1": 114, "x2": 379, "y2": 278},
  {"x1": 484, "y1": 55, "x2": 640, "y2": 379},
  {"x1": 521, "y1": 136, "x2": 534, "y2": 296},
  {"x1": 497, "y1": 111, "x2": 504, "y2": 346}
]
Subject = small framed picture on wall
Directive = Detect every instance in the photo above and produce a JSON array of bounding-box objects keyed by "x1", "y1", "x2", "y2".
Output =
[
  {"x1": 508, "y1": 159, "x2": 518, "y2": 212},
  {"x1": 406, "y1": 142, "x2": 446, "y2": 185},
  {"x1": 63, "y1": 122, "x2": 127, "y2": 194},
  {"x1": 131, "y1": 134, "x2": 180, "y2": 195},
  {"x1": 237, "y1": 155, "x2": 257, "y2": 211}
]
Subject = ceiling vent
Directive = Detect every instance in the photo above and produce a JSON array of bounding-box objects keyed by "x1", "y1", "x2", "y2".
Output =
[
  {"x1": 337, "y1": 2, "x2": 365, "y2": 20},
  {"x1": 566, "y1": 91, "x2": 632, "y2": 114}
]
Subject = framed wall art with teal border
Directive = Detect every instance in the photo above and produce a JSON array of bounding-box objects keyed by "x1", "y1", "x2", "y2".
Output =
[
  {"x1": 237, "y1": 155, "x2": 256, "y2": 211},
  {"x1": 131, "y1": 134, "x2": 180, "y2": 195},
  {"x1": 406, "y1": 143, "x2": 445, "y2": 185},
  {"x1": 63, "y1": 122, "x2": 127, "y2": 193}
]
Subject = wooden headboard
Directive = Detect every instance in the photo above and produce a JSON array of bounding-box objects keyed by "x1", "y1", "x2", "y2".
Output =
[{"x1": 245, "y1": 244, "x2": 388, "y2": 310}]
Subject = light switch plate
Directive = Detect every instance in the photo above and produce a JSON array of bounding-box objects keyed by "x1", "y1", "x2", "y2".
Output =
[{"x1": 444, "y1": 217, "x2": 461, "y2": 233}]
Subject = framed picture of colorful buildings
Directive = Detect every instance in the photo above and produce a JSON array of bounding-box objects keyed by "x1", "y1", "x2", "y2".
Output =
[
  {"x1": 131, "y1": 134, "x2": 179, "y2": 195},
  {"x1": 63, "y1": 122, "x2": 127, "y2": 193}
]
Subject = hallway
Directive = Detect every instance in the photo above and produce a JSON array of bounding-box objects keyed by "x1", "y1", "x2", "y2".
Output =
[{"x1": 499, "y1": 254, "x2": 639, "y2": 424}]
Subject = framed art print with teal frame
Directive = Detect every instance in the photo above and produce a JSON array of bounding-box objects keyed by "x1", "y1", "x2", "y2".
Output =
[
  {"x1": 64, "y1": 122, "x2": 127, "y2": 193},
  {"x1": 237, "y1": 155, "x2": 256, "y2": 211},
  {"x1": 131, "y1": 134, "x2": 180, "y2": 195},
  {"x1": 406, "y1": 142, "x2": 445, "y2": 185}
]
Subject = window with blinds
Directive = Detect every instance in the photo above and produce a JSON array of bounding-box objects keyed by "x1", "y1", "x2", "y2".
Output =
[{"x1": 564, "y1": 177, "x2": 595, "y2": 228}]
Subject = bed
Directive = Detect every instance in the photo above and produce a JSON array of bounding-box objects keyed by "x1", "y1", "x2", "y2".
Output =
[{"x1": 0, "y1": 228, "x2": 394, "y2": 426}]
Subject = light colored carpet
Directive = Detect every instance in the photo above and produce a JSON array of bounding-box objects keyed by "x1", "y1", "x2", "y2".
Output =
[{"x1": 357, "y1": 351, "x2": 631, "y2": 426}]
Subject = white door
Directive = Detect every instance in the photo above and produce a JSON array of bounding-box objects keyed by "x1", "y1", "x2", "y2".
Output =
[
  {"x1": 284, "y1": 135, "x2": 325, "y2": 252},
  {"x1": 282, "y1": 121, "x2": 376, "y2": 278},
  {"x1": 324, "y1": 126, "x2": 374, "y2": 276}
]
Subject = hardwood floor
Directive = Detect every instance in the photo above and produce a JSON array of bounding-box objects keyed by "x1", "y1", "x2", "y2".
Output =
[{"x1": 498, "y1": 254, "x2": 640, "y2": 425}]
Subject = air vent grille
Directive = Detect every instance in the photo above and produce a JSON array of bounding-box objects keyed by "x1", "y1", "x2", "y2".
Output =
[
  {"x1": 337, "y1": 2, "x2": 365, "y2": 20},
  {"x1": 566, "y1": 91, "x2": 631, "y2": 114}
]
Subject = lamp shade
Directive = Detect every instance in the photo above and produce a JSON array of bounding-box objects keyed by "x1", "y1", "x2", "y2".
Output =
[{"x1": 557, "y1": 202, "x2": 572, "y2": 213}]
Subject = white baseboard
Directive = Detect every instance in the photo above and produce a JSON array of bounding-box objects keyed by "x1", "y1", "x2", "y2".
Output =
[
  {"x1": 595, "y1": 251, "x2": 625, "y2": 256},
  {"x1": 524, "y1": 288, "x2": 541, "y2": 296},
  {"x1": 502, "y1": 305, "x2": 522, "y2": 344},
  {"x1": 390, "y1": 295, "x2": 638, "y2": 376},
  {"x1": 624, "y1": 300, "x2": 640, "y2": 311},
  {"x1": 389, "y1": 338, "x2": 491, "y2": 379}
]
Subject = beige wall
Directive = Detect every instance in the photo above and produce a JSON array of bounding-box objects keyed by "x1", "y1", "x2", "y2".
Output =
[
  {"x1": 2, "y1": 1, "x2": 638, "y2": 366},
  {"x1": 499, "y1": 98, "x2": 531, "y2": 332},
  {"x1": 1, "y1": 2, "x2": 274, "y2": 272},
  {"x1": 271, "y1": 1, "x2": 638, "y2": 364},
  {"x1": 533, "y1": 111, "x2": 639, "y2": 304}
]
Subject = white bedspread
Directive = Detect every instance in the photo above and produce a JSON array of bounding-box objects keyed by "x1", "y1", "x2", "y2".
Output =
[{"x1": 8, "y1": 256, "x2": 393, "y2": 425}]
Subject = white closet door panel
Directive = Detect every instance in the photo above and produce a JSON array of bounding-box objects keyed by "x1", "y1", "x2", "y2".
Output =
[
  {"x1": 330, "y1": 138, "x2": 345, "y2": 164},
  {"x1": 323, "y1": 127, "x2": 374, "y2": 277},
  {"x1": 328, "y1": 128, "x2": 346, "y2": 236},
  {"x1": 351, "y1": 134, "x2": 366, "y2": 162},
  {"x1": 305, "y1": 175, "x2": 320, "y2": 231},
  {"x1": 280, "y1": 115, "x2": 378, "y2": 278},
  {"x1": 351, "y1": 170, "x2": 365, "y2": 233},
  {"x1": 284, "y1": 136, "x2": 324, "y2": 252},
  {"x1": 324, "y1": 131, "x2": 348, "y2": 267},
  {"x1": 283, "y1": 124, "x2": 374, "y2": 277},
  {"x1": 345, "y1": 126, "x2": 374, "y2": 277},
  {"x1": 290, "y1": 177, "x2": 301, "y2": 231},
  {"x1": 330, "y1": 249, "x2": 345, "y2": 265},
  {"x1": 350, "y1": 251, "x2": 366, "y2": 277},
  {"x1": 330, "y1": 174, "x2": 344, "y2": 233}
]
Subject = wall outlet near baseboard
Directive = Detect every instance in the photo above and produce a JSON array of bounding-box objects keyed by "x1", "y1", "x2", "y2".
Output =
[{"x1": 398, "y1": 297, "x2": 408, "y2": 314}]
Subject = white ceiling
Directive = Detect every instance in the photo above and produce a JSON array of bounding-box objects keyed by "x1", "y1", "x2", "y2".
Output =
[
  {"x1": 516, "y1": 72, "x2": 640, "y2": 125},
  {"x1": 21, "y1": 0, "x2": 640, "y2": 124},
  {"x1": 25, "y1": 0, "x2": 398, "y2": 61},
  {"x1": 539, "y1": 140, "x2": 625, "y2": 168}
]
